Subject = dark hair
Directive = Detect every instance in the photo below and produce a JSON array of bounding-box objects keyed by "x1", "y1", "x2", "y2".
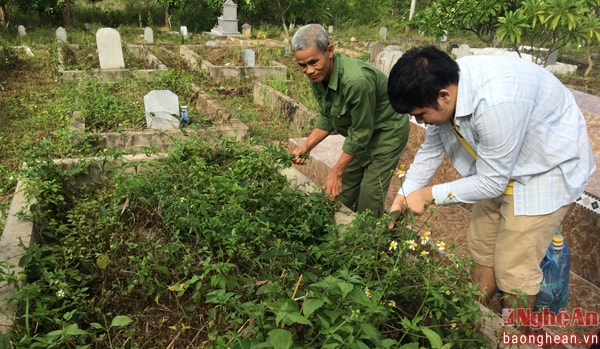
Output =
[
  {"x1": 291, "y1": 24, "x2": 330, "y2": 54},
  {"x1": 387, "y1": 46, "x2": 460, "y2": 114}
]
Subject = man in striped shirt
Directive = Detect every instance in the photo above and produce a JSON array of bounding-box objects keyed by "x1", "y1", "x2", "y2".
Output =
[{"x1": 386, "y1": 46, "x2": 595, "y2": 311}]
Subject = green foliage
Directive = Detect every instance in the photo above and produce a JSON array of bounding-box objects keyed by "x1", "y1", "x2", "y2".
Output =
[
  {"x1": 3, "y1": 137, "x2": 489, "y2": 347},
  {"x1": 496, "y1": 0, "x2": 598, "y2": 65},
  {"x1": 414, "y1": 0, "x2": 516, "y2": 44},
  {"x1": 62, "y1": 69, "x2": 195, "y2": 133},
  {"x1": 0, "y1": 36, "x2": 18, "y2": 70}
]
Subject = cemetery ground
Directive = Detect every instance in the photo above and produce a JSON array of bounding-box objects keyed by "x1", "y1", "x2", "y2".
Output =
[{"x1": 0, "y1": 25, "x2": 599, "y2": 348}]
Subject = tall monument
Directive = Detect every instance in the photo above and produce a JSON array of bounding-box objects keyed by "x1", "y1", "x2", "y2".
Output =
[{"x1": 210, "y1": 0, "x2": 241, "y2": 36}]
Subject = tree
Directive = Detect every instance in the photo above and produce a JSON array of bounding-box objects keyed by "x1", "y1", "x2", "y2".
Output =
[
  {"x1": 270, "y1": 0, "x2": 331, "y2": 42},
  {"x1": 0, "y1": 0, "x2": 15, "y2": 28},
  {"x1": 154, "y1": 0, "x2": 187, "y2": 29},
  {"x1": 568, "y1": 12, "x2": 600, "y2": 77},
  {"x1": 496, "y1": 0, "x2": 595, "y2": 67},
  {"x1": 413, "y1": 0, "x2": 518, "y2": 45}
]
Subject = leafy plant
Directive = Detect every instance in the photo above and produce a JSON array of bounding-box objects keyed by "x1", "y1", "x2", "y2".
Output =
[{"x1": 2, "y1": 137, "x2": 489, "y2": 348}]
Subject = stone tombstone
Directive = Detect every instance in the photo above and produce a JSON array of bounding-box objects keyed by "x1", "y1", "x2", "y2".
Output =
[
  {"x1": 96, "y1": 28, "x2": 125, "y2": 70},
  {"x1": 376, "y1": 45, "x2": 404, "y2": 77},
  {"x1": 328, "y1": 25, "x2": 334, "y2": 34},
  {"x1": 243, "y1": 48, "x2": 255, "y2": 67},
  {"x1": 379, "y1": 26, "x2": 387, "y2": 41},
  {"x1": 222, "y1": 0, "x2": 237, "y2": 19},
  {"x1": 283, "y1": 38, "x2": 290, "y2": 55},
  {"x1": 144, "y1": 90, "x2": 181, "y2": 130},
  {"x1": 211, "y1": 0, "x2": 241, "y2": 36},
  {"x1": 206, "y1": 40, "x2": 218, "y2": 47},
  {"x1": 56, "y1": 26, "x2": 67, "y2": 43},
  {"x1": 144, "y1": 26, "x2": 154, "y2": 44},
  {"x1": 242, "y1": 23, "x2": 251, "y2": 38},
  {"x1": 180, "y1": 26, "x2": 188, "y2": 38},
  {"x1": 18, "y1": 25, "x2": 26, "y2": 36},
  {"x1": 456, "y1": 44, "x2": 470, "y2": 59},
  {"x1": 545, "y1": 50, "x2": 558, "y2": 66},
  {"x1": 369, "y1": 42, "x2": 384, "y2": 63}
]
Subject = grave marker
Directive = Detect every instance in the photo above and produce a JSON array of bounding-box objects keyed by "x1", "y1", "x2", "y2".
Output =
[
  {"x1": 56, "y1": 27, "x2": 67, "y2": 43},
  {"x1": 96, "y1": 28, "x2": 125, "y2": 70},
  {"x1": 211, "y1": 0, "x2": 241, "y2": 36},
  {"x1": 456, "y1": 44, "x2": 470, "y2": 59},
  {"x1": 379, "y1": 26, "x2": 387, "y2": 41},
  {"x1": 243, "y1": 49, "x2": 255, "y2": 67},
  {"x1": 144, "y1": 90, "x2": 181, "y2": 130},
  {"x1": 144, "y1": 27, "x2": 154, "y2": 44}
]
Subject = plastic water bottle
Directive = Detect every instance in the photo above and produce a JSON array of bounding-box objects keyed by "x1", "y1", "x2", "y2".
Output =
[
  {"x1": 180, "y1": 105, "x2": 188, "y2": 127},
  {"x1": 535, "y1": 230, "x2": 570, "y2": 313}
]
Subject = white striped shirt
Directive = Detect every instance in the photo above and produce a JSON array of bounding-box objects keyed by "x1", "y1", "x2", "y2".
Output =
[{"x1": 400, "y1": 55, "x2": 596, "y2": 215}]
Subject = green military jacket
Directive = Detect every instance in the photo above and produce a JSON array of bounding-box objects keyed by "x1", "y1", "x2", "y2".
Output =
[{"x1": 311, "y1": 52, "x2": 409, "y2": 165}]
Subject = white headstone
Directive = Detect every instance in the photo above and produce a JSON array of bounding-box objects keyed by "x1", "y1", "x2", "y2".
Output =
[
  {"x1": 243, "y1": 49, "x2": 255, "y2": 67},
  {"x1": 456, "y1": 44, "x2": 471, "y2": 59},
  {"x1": 369, "y1": 42, "x2": 384, "y2": 63},
  {"x1": 56, "y1": 27, "x2": 67, "y2": 42},
  {"x1": 180, "y1": 26, "x2": 188, "y2": 38},
  {"x1": 376, "y1": 46, "x2": 405, "y2": 77},
  {"x1": 379, "y1": 27, "x2": 387, "y2": 41},
  {"x1": 545, "y1": 50, "x2": 558, "y2": 66},
  {"x1": 242, "y1": 23, "x2": 251, "y2": 38},
  {"x1": 18, "y1": 25, "x2": 26, "y2": 36},
  {"x1": 144, "y1": 90, "x2": 181, "y2": 130},
  {"x1": 222, "y1": 0, "x2": 237, "y2": 19},
  {"x1": 211, "y1": 0, "x2": 240, "y2": 36},
  {"x1": 328, "y1": 25, "x2": 334, "y2": 34},
  {"x1": 144, "y1": 26, "x2": 154, "y2": 44},
  {"x1": 96, "y1": 28, "x2": 125, "y2": 70}
]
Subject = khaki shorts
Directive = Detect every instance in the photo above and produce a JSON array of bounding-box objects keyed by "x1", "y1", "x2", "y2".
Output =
[{"x1": 467, "y1": 195, "x2": 569, "y2": 295}]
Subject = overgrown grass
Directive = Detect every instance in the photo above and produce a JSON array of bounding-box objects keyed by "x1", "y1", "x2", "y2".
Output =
[
  {"x1": 2, "y1": 138, "x2": 488, "y2": 348},
  {"x1": 0, "y1": 22, "x2": 598, "y2": 348}
]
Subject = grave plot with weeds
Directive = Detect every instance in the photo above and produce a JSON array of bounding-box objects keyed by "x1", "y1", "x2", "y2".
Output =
[{"x1": 2, "y1": 137, "x2": 489, "y2": 348}]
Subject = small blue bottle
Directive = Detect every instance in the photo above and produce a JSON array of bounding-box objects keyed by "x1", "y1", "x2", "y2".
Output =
[
  {"x1": 180, "y1": 105, "x2": 188, "y2": 127},
  {"x1": 535, "y1": 230, "x2": 570, "y2": 313}
]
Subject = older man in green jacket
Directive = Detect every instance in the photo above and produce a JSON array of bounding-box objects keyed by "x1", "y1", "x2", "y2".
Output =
[{"x1": 291, "y1": 24, "x2": 409, "y2": 217}]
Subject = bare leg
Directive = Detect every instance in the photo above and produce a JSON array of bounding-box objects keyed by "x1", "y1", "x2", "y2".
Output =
[{"x1": 473, "y1": 264, "x2": 496, "y2": 306}]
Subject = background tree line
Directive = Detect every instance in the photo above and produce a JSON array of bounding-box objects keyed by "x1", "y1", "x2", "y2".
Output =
[
  {"x1": 0, "y1": 0, "x2": 417, "y2": 32},
  {"x1": 0, "y1": 0, "x2": 598, "y2": 76}
]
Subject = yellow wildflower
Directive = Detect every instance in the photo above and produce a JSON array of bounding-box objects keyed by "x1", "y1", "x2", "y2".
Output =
[
  {"x1": 420, "y1": 231, "x2": 431, "y2": 245},
  {"x1": 420, "y1": 250, "x2": 429, "y2": 256},
  {"x1": 389, "y1": 240, "x2": 398, "y2": 251},
  {"x1": 436, "y1": 241, "x2": 446, "y2": 251},
  {"x1": 388, "y1": 300, "x2": 396, "y2": 307},
  {"x1": 405, "y1": 239, "x2": 417, "y2": 250},
  {"x1": 395, "y1": 164, "x2": 406, "y2": 179}
]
